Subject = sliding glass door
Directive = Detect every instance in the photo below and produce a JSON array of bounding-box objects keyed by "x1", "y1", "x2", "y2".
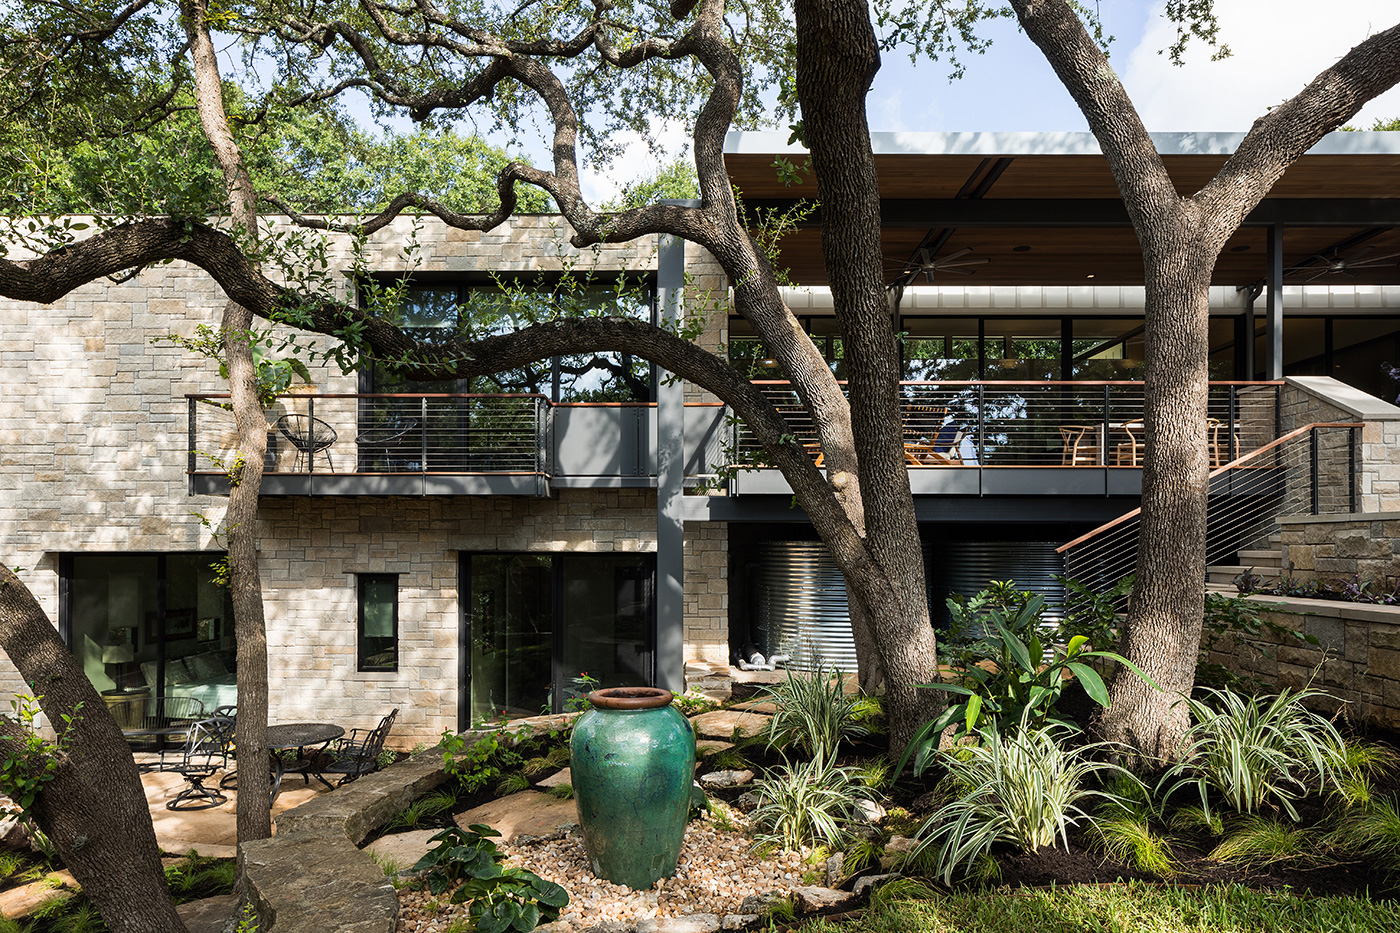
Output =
[{"x1": 465, "y1": 553, "x2": 656, "y2": 724}]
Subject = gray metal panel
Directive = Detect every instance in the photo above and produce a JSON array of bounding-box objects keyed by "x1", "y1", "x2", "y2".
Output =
[
  {"x1": 980, "y1": 468, "x2": 1109, "y2": 496},
  {"x1": 908, "y1": 470, "x2": 981, "y2": 495},
  {"x1": 419, "y1": 475, "x2": 542, "y2": 495},
  {"x1": 755, "y1": 542, "x2": 858, "y2": 673},
  {"x1": 553, "y1": 407, "x2": 642, "y2": 476},
  {"x1": 684, "y1": 407, "x2": 728, "y2": 479},
  {"x1": 940, "y1": 541, "x2": 1067, "y2": 622},
  {"x1": 732, "y1": 469, "x2": 795, "y2": 495},
  {"x1": 1106, "y1": 469, "x2": 1145, "y2": 496}
]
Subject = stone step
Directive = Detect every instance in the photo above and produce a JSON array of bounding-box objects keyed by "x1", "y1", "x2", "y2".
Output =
[{"x1": 1237, "y1": 548, "x2": 1283, "y2": 565}]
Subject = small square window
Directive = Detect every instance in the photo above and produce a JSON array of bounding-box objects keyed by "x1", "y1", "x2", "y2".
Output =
[{"x1": 358, "y1": 574, "x2": 398, "y2": 672}]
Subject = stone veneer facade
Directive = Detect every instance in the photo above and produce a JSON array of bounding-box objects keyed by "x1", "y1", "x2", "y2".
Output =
[{"x1": 0, "y1": 216, "x2": 729, "y2": 745}]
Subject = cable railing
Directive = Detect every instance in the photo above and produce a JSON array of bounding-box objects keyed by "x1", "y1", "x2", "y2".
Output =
[
  {"x1": 1056, "y1": 422, "x2": 1362, "y2": 592},
  {"x1": 736, "y1": 381, "x2": 1282, "y2": 468}
]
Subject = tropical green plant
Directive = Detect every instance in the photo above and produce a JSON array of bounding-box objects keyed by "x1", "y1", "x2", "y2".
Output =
[
  {"x1": 1056, "y1": 572, "x2": 1133, "y2": 651},
  {"x1": 899, "y1": 585, "x2": 1154, "y2": 777},
  {"x1": 750, "y1": 755, "x2": 877, "y2": 852},
  {"x1": 1157, "y1": 686, "x2": 1349, "y2": 821},
  {"x1": 911, "y1": 717, "x2": 1137, "y2": 886},
  {"x1": 387, "y1": 789, "x2": 458, "y2": 830},
  {"x1": 442, "y1": 730, "x2": 522, "y2": 793},
  {"x1": 163, "y1": 851, "x2": 236, "y2": 902},
  {"x1": 761, "y1": 663, "x2": 869, "y2": 759},
  {"x1": 410, "y1": 824, "x2": 569, "y2": 933}
]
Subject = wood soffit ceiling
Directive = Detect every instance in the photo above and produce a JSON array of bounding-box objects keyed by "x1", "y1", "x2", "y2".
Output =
[{"x1": 724, "y1": 148, "x2": 1400, "y2": 288}]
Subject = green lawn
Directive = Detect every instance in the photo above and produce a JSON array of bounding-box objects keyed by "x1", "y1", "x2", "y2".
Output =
[{"x1": 794, "y1": 883, "x2": 1400, "y2": 933}]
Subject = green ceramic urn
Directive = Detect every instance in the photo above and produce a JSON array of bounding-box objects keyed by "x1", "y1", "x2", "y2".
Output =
[{"x1": 570, "y1": 686, "x2": 696, "y2": 890}]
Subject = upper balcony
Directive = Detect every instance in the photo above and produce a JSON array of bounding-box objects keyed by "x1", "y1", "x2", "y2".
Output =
[{"x1": 185, "y1": 381, "x2": 1283, "y2": 499}]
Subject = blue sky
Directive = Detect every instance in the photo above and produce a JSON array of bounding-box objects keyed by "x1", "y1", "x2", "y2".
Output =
[{"x1": 584, "y1": 0, "x2": 1400, "y2": 200}]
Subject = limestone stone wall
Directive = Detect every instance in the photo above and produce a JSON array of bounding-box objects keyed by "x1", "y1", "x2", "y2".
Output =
[
  {"x1": 0, "y1": 216, "x2": 720, "y2": 734},
  {"x1": 1204, "y1": 594, "x2": 1400, "y2": 729},
  {"x1": 1278, "y1": 513, "x2": 1400, "y2": 586},
  {"x1": 1281, "y1": 377, "x2": 1400, "y2": 515},
  {"x1": 242, "y1": 490, "x2": 729, "y2": 746}
]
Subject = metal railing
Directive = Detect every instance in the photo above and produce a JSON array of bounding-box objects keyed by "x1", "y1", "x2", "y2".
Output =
[
  {"x1": 735, "y1": 381, "x2": 1282, "y2": 468},
  {"x1": 188, "y1": 393, "x2": 550, "y2": 475},
  {"x1": 1057, "y1": 421, "x2": 1362, "y2": 591}
]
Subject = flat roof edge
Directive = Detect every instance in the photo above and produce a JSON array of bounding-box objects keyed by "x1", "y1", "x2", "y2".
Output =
[{"x1": 724, "y1": 130, "x2": 1400, "y2": 158}]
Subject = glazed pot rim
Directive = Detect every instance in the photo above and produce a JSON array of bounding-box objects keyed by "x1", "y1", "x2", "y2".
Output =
[{"x1": 587, "y1": 687, "x2": 675, "y2": 710}]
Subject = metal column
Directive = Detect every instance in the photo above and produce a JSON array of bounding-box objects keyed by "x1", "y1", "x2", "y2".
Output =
[
  {"x1": 1266, "y1": 224, "x2": 1284, "y2": 380},
  {"x1": 655, "y1": 233, "x2": 686, "y2": 694}
]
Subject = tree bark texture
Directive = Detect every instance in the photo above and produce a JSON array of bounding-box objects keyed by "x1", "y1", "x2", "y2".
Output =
[
  {"x1": 793, "y1": 0, "x2": 939, "y2": 750},
  {"x1": 1010, "y1": 0, "x2": 1400, "y2": 759},
  {"x1": 0, "y1": 567, "x2": 189, "y2": 933},
  {"x1": 183, "y1": 0, "x2": 274, "y2": 842}
]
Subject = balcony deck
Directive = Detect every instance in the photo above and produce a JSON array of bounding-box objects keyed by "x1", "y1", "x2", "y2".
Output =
[{"x1": 185, "y1": 381, "x2": 1282, "y2": 500}]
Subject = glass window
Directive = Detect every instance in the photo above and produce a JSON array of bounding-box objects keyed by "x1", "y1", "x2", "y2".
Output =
[
  {"x1": 1070, "y1": 318, "x2": 1145, "y2": 380},
  {"x1": 467, "y1": 553, "x2": 655, "y2": 724},
  {"x1": 984, "y1": 319, "x2": 1063, "y2": 380},
  {"x1": 902, "y1": 317, "x2": 979, "y2": 380},
  {"x1": 358, "y1": 574, "x2": 399, "y2": 672},
  {"x1": 1333, "y1": 318, "x2": 1400, "y2": 403},
  {"x1": 64, "y1": 553, "x2": 234, "y2": 700}
]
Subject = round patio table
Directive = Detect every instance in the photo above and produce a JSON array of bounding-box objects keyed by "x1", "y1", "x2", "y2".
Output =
[{"x1": 267, "y1": 722, "x2": 345, "y2": 803}]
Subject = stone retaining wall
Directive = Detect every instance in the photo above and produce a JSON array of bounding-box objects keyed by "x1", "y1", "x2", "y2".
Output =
[
  {"x1": 1203, "y1": 593, "x2": 1400, "y2": 729},
  {"x1": 243, "y1": 750, "x2": 450, "y2": 933}
]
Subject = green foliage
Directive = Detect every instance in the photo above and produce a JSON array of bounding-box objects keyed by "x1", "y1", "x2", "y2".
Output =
[
  {"x1": 761, "y1": 664, "x2": 869, "y2": 759},
  {"x1": 410, "y1": 824, "x2": 568, "y2": 933},
  {"x1": 750, "y1": 755, "x2": 877, "y2": 853},
  {"x1": 1055, "y1": 573, "x2": 1132, "y2": 650},
  {"x1": 602, "y1": 158, "x2": 698, "y2": 211},
  {"x1": 0, "y1": 695, "x2": 79, "y2": 819},
  {"x1": 163, "y1": 850, "x2": 236, "y2": 903},
  {"x1": 911, "y1": 718, "x2": 1137, "y2": 886},
  {"x1": 441, "y1": 730, "x2": 522, "y2": 794},
  {"x1": 234, "y1": 902, "x2": 262, "y2": 933},
  {"x1": 1210, "y1": 814, "x2": 1321, "y2": 866},
  {"x1": 900, "y1": 584, "x2": 1154, "y2": 777},
  {"x1": 546, "y1": 783, "x2": 574, "y2": 800},
  {"x1": 158, "y1": 324, "x2": 312, "y2": 410},
  {"x1": 387, "y1": 790, "x2": 459, "y2": 831},
  {"x1": 1157, "y1": 686, "x2": 1349, "y2": 822},
  {"x1": 1092, "y1": 811, "x2": 1176, "y2": 877},
  {"x1": 495, "y1": 773, "x2": 530, "y2": 796},
  {"x1": 1327, "y1": 795, "x2": 1400, "y2": 872}
]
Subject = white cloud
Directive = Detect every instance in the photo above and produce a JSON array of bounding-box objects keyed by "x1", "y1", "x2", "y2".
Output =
[
  {"x1": 1122, "y1": 0, "x2": 1400, "y2": 131},
  {"x1": 577, "y1": 120, "x2": 692, "y2": 206}
]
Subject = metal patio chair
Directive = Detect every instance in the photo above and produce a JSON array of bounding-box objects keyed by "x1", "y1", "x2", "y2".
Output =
[
  {"x1": 310, "y1": 708, "x2": 398, "y2": 786},
  {"x1": 276, "y1": 413, "x2": 337, "y2": 472},
  {"x1": 167, "y1": 716, "x2": 235, "y2": 810}
]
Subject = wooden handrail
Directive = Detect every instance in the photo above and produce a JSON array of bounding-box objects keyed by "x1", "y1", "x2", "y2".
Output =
[{"x1": 1055, "y1": 421, "x2": 1363, "y2": 554}]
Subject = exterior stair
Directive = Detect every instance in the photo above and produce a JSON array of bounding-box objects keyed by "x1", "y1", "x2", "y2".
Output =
[{"x1": 1206, "y1": 533, "x2": 1285, "y2": 589}]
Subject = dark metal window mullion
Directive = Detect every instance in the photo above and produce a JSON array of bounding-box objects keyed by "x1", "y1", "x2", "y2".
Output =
[{"x1": 551, "y1": 557, "x2": 565, "y2": 715}]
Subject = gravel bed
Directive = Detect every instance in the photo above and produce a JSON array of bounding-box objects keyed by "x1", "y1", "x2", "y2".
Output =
[{"x1": 395, "y1": 817, "x2": 808, "y2": 933}]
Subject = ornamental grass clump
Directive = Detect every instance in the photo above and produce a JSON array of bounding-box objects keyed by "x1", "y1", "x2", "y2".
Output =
[
  {"x1": 761, "y1": 663, "x2": 869, "y2": 759},
  {"x1": 912, "y1": 716, "x2": 1137, "y2": 886},
  {"x1": 1157, "y1": 686, "x2": 1349, "y2": 822},
  {"x1": 750, "y1": 754, "x2": 877, "y2": 853}
]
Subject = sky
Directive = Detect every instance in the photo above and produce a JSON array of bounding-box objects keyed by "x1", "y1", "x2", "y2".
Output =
[{"x1": 584, "y1": 0, "x2": 1400, "y2": 202}]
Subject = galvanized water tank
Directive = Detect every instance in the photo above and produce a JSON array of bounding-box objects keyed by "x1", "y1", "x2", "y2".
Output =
[
  {"x1": 753, "y1": 540, "x2": 1067, "y2": 671},
  {"x1": 938, "y1": 542, "x2": 1066, "y2": 621},
  {"x1": 754, "y1": 542, "x2": 858, "y2": 672}
]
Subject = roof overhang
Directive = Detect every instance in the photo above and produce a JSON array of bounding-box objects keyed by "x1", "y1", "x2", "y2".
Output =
[{"x1": 724, "y1": 131, "x2": 1400, "y2": 289}]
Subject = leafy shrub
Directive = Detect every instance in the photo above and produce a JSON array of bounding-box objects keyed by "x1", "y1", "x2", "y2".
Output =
[
  {"x1": 163, "y1": 851, "x2": 236, "y2": 902},
  {"x1": 1197, "y1": 594, "x2": 1320, "y2": 689},
  {"x1": 1157, "y1": 686, "x2": 1348, "y2": 821},
  {"x1": 911, "y1": 718, "x2": 1136, "y2": 886},
  {"x1": 1056, "y1": 573, "x2": 1133, "y2": 651},
  {"x1": 750, "y1": 755, "x2": 877, "y2": 852},
  {"x1": 441, "y1": 730, "x2": 522, "y2": 794},
  {"x1": 411, "y1": 824, "x2": 569, "y2": 933},
  {"x1": 761, "y1": 663, "x2": 869, "y2": 759},
  {"x1": 899, "y1": 584, "x2": 1149, "y2": 776}
]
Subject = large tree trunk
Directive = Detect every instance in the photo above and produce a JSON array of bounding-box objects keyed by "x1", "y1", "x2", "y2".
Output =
[
  {"x1": 182, "y1": 0, "x2": 273, "y2": 843},
  {"x1": 0, "y1": 567, "x2": 189, "y2": 933},
  {"x1": 793, "y1": 0, "x2": 939, "y2": 750},
  {"x1": 1095, "y1": 240, "x2": 1214, "y2": 760}
]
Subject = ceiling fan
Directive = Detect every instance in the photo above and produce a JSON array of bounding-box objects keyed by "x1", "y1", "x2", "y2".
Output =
[
  {"x1": 1286, "y1": 245, "x2": 1400, "y2": 282},
  {"x1": 904, "y1": 247, "x2": 990, "y2": 283}
]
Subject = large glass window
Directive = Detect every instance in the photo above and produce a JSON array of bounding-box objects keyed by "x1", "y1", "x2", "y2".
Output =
[
  {"x1": 63, "y1": 554, "x2": 235, "y2": 704},
  {"x1": 903, "y1": 318, "x2": 980, "y2": 380},
  {"x1": 1070, "y1": 318, "x2": 1146, "y2": 380},
  {"x1": 364, "y1": 278, "x2": 655, "y2": 402},
  {"x1": 466, "y1": 553, "x2": 655, "y2": 724}
]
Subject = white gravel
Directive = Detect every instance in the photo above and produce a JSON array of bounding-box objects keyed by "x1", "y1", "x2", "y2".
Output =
[{"x1": 395, "y1": 814, "x2": 809, "y2": 933}]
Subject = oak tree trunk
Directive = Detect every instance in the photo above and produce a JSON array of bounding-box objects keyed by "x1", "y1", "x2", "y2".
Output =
[{"x1": 0, "y1": 567, "x2": 189, "y2": 933}]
